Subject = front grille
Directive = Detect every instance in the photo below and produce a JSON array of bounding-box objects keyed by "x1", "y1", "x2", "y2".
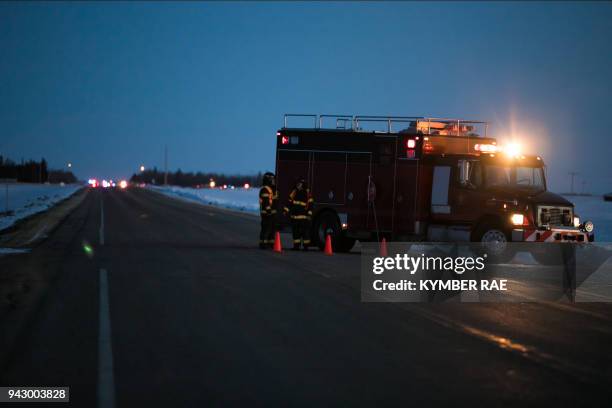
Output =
[{"x1": 537, "y1": 206, "x2": 573, "y2": 227}]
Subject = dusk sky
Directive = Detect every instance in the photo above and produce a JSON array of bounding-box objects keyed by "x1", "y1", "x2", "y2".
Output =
[{"x1": 1, "y1": 2, "x2": 611, "y2": 193}]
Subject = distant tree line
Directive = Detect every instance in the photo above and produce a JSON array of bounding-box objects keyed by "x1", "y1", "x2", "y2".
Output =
[
  {"x1": 130, "y1": 168, "x2": 264, "y2": 187},
  {"x1": 48, "y1": 170, "x2": 78, "y2": 184},
  {"x1": 0, "y1": 155, "x2": 77, "y2": 183}
]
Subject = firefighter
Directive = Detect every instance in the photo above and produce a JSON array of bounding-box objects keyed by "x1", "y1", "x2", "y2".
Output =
[
  {"x1": 259, "y1": 172, "x2": 278, "y2": 249},
  {"x1": 284, "y1": 178, "x2": 313, "y2": 250}
]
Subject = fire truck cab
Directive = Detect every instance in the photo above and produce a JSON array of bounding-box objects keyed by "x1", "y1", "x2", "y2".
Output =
[{"x1": 275, "y1": 114, "x2": 595, "y2": 254}]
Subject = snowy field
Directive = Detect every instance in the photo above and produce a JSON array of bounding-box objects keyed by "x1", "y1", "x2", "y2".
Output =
[
  {"x1": 0, "y1": 183, "x2": 83, "y2": 232},
  {"x1": 149, "y1": 185, "x2": 259, "y2": 214},
  {"x1": 149, "y1": 186, "x2": 612, "y2": 241}
]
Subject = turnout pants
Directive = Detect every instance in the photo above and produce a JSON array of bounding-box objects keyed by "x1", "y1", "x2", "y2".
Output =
[
  {"x1": 291, "y1": 218, "x2": 311, "y2": 248},
  {"x1": 260, "y1": 215, "x2": 275, "y2": 247}
]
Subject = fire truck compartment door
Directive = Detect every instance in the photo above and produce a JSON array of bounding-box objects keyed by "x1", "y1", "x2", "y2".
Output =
[{"x1": 431, "y1": 166, "x2": 451, "y2": 214}]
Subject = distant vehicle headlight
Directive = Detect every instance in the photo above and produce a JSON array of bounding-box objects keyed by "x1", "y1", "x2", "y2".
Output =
[
  {"x1": 583, "y1": 220, "x2": 594, "y2": 233},
  {"x1": 573, "y1": 216, "x2": 580, "y2": 228},
  {"x1": 511, "y1": 213, "x2": 525, "y2": 226}
]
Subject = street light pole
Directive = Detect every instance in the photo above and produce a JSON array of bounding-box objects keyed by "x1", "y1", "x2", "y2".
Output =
[
  {"x1": 568, "y1": 171, "x2": 579, "y2": 194},
  {"x1": 164, "y1": 145, "x2": 168, "y2": 186}
]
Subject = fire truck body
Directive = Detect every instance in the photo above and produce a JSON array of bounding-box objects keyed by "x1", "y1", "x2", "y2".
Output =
[{"x1": 275, "y1": 114, "x2": 594, "y2": 253}]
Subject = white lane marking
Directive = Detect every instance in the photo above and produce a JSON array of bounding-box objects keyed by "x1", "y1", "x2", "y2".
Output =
[
  {"x1": 0, "y1": 248, "x2": 31, "y2": 256},
  {"x1": 98, "y1": 268, "x2": 116, "y2": 408},
  {"x1": 99, "y1": 196, "x2": 105, "y2": 246},
  {"x1": 26, "y1": 226, "x2": 48, "y2": 244}
]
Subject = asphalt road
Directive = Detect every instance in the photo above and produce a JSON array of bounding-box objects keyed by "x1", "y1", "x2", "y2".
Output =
[{"x1": 1, "y1": 187, "x2": 611, "y2": 407}]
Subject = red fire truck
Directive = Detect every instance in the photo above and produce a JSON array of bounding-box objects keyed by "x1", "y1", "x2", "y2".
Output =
[{"x1": 275, "y1": 114, "x2": 595, "y2": 257}]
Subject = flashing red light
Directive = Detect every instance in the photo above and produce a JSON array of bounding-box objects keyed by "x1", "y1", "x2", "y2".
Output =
[
  {"x1": 406, "y1": 139, "x2": 416, "y2": 149},
  {"x1": 281, "y1": 136, "x2": 289, "y2": 145}
]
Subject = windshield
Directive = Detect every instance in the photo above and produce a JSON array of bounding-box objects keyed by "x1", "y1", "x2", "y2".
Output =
[{"x1": 484, "y1": 165, "x2": 545, "y2": 191}]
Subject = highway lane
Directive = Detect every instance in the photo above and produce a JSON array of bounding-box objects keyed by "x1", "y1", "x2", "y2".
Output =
[{"x1": 1, "y1": 187, "x2": 611, "y2": 406}]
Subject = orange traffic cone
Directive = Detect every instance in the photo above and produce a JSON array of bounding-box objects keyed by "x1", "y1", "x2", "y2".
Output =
[
  {"x1": 324, "y1": 234, "x2": 333, "y2": 256},
  {"x1": 273, "y1": 231, "x2": 282, "y2": 253},
  {"x1": 380, "y1": 237, "x2": 388, "y2": 257}
]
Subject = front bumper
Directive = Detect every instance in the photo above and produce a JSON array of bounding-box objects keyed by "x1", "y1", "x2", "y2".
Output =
[{"x1": 512, "y1": 227, "x2": 594, "y2": 243}]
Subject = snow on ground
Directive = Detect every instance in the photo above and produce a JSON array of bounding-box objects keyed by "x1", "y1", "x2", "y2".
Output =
[
  {"x1": 0, "y1": 248, "x2": 30, "y2": 255},
  {"x1": 149, "y1": 185, "x2": 260, "y2": 214},
  {"x1": 0, "y1": 183, "x2": 83, "y2": 232},
  {"x1": 149, "y1": 186, "x2": 612, "y2": 241},
  {"x1": 563, "y1": 195, "x2": 612, "y2": 242}
]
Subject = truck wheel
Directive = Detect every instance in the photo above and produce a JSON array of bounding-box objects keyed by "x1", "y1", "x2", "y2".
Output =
[
  {"x1": 337, "y1": 236, "x2": 356, "y2": 253},
  {"x1": 473, "y1": 224, "x2": 516, "y2": 263},
  {"x1": 313, "y1": 211, "x2": 355, "y2": 252}
]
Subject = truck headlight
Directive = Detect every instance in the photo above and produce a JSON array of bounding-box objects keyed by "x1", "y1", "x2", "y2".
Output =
[
  {"x1": 583, "y1": 220, "x2": 594, "y2": 233},
  {"x1": 573, "y1": 216, "x2": 580, "y2": 228},
  {"x1": 511, "y1": 213, "x2": 525, "y2": 226}
]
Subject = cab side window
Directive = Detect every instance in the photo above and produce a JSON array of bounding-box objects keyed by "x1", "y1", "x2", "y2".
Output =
[{"x1": 456, "y1": 160, "x2": 482, "y2": 189}]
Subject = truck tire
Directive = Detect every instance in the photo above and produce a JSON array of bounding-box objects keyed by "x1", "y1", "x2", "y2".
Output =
[
  {"x1": 312, "y1": 211, "x2": 355, "y2": 253},
  {"x1": 337, "y1": 236, "x2": 356, "y2": 253},
  {"x1": 472, "y1": 221, "x2": 516, "y2": 264}
]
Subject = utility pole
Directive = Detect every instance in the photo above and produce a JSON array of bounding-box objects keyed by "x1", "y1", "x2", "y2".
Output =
[
  {"x1": 581, "y1": 180, "x2": 587, "y2": 195},
  {"x1": 568, "y1": 171, "x2": 579, "y2": 194},
  {"x1": 164, "y1": 145, "x2": 168, "y2": 186}
]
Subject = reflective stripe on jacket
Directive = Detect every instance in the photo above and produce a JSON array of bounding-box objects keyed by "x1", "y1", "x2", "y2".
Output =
[
  {"x1": 259, "y1": 186, "x2": 273, "y2": 216},
  {"x1": 286, "y1": 188, "x2": 313, "y2": 219}
]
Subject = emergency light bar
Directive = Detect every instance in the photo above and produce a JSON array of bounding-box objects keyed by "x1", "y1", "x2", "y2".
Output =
[{"x1": 474, "y1": 143, "x2": 499, "y2": 153}]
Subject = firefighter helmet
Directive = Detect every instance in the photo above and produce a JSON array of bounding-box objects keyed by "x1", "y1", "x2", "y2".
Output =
[{"x1": 263, "y1": 172, "x2": 275, "y2": 187}]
